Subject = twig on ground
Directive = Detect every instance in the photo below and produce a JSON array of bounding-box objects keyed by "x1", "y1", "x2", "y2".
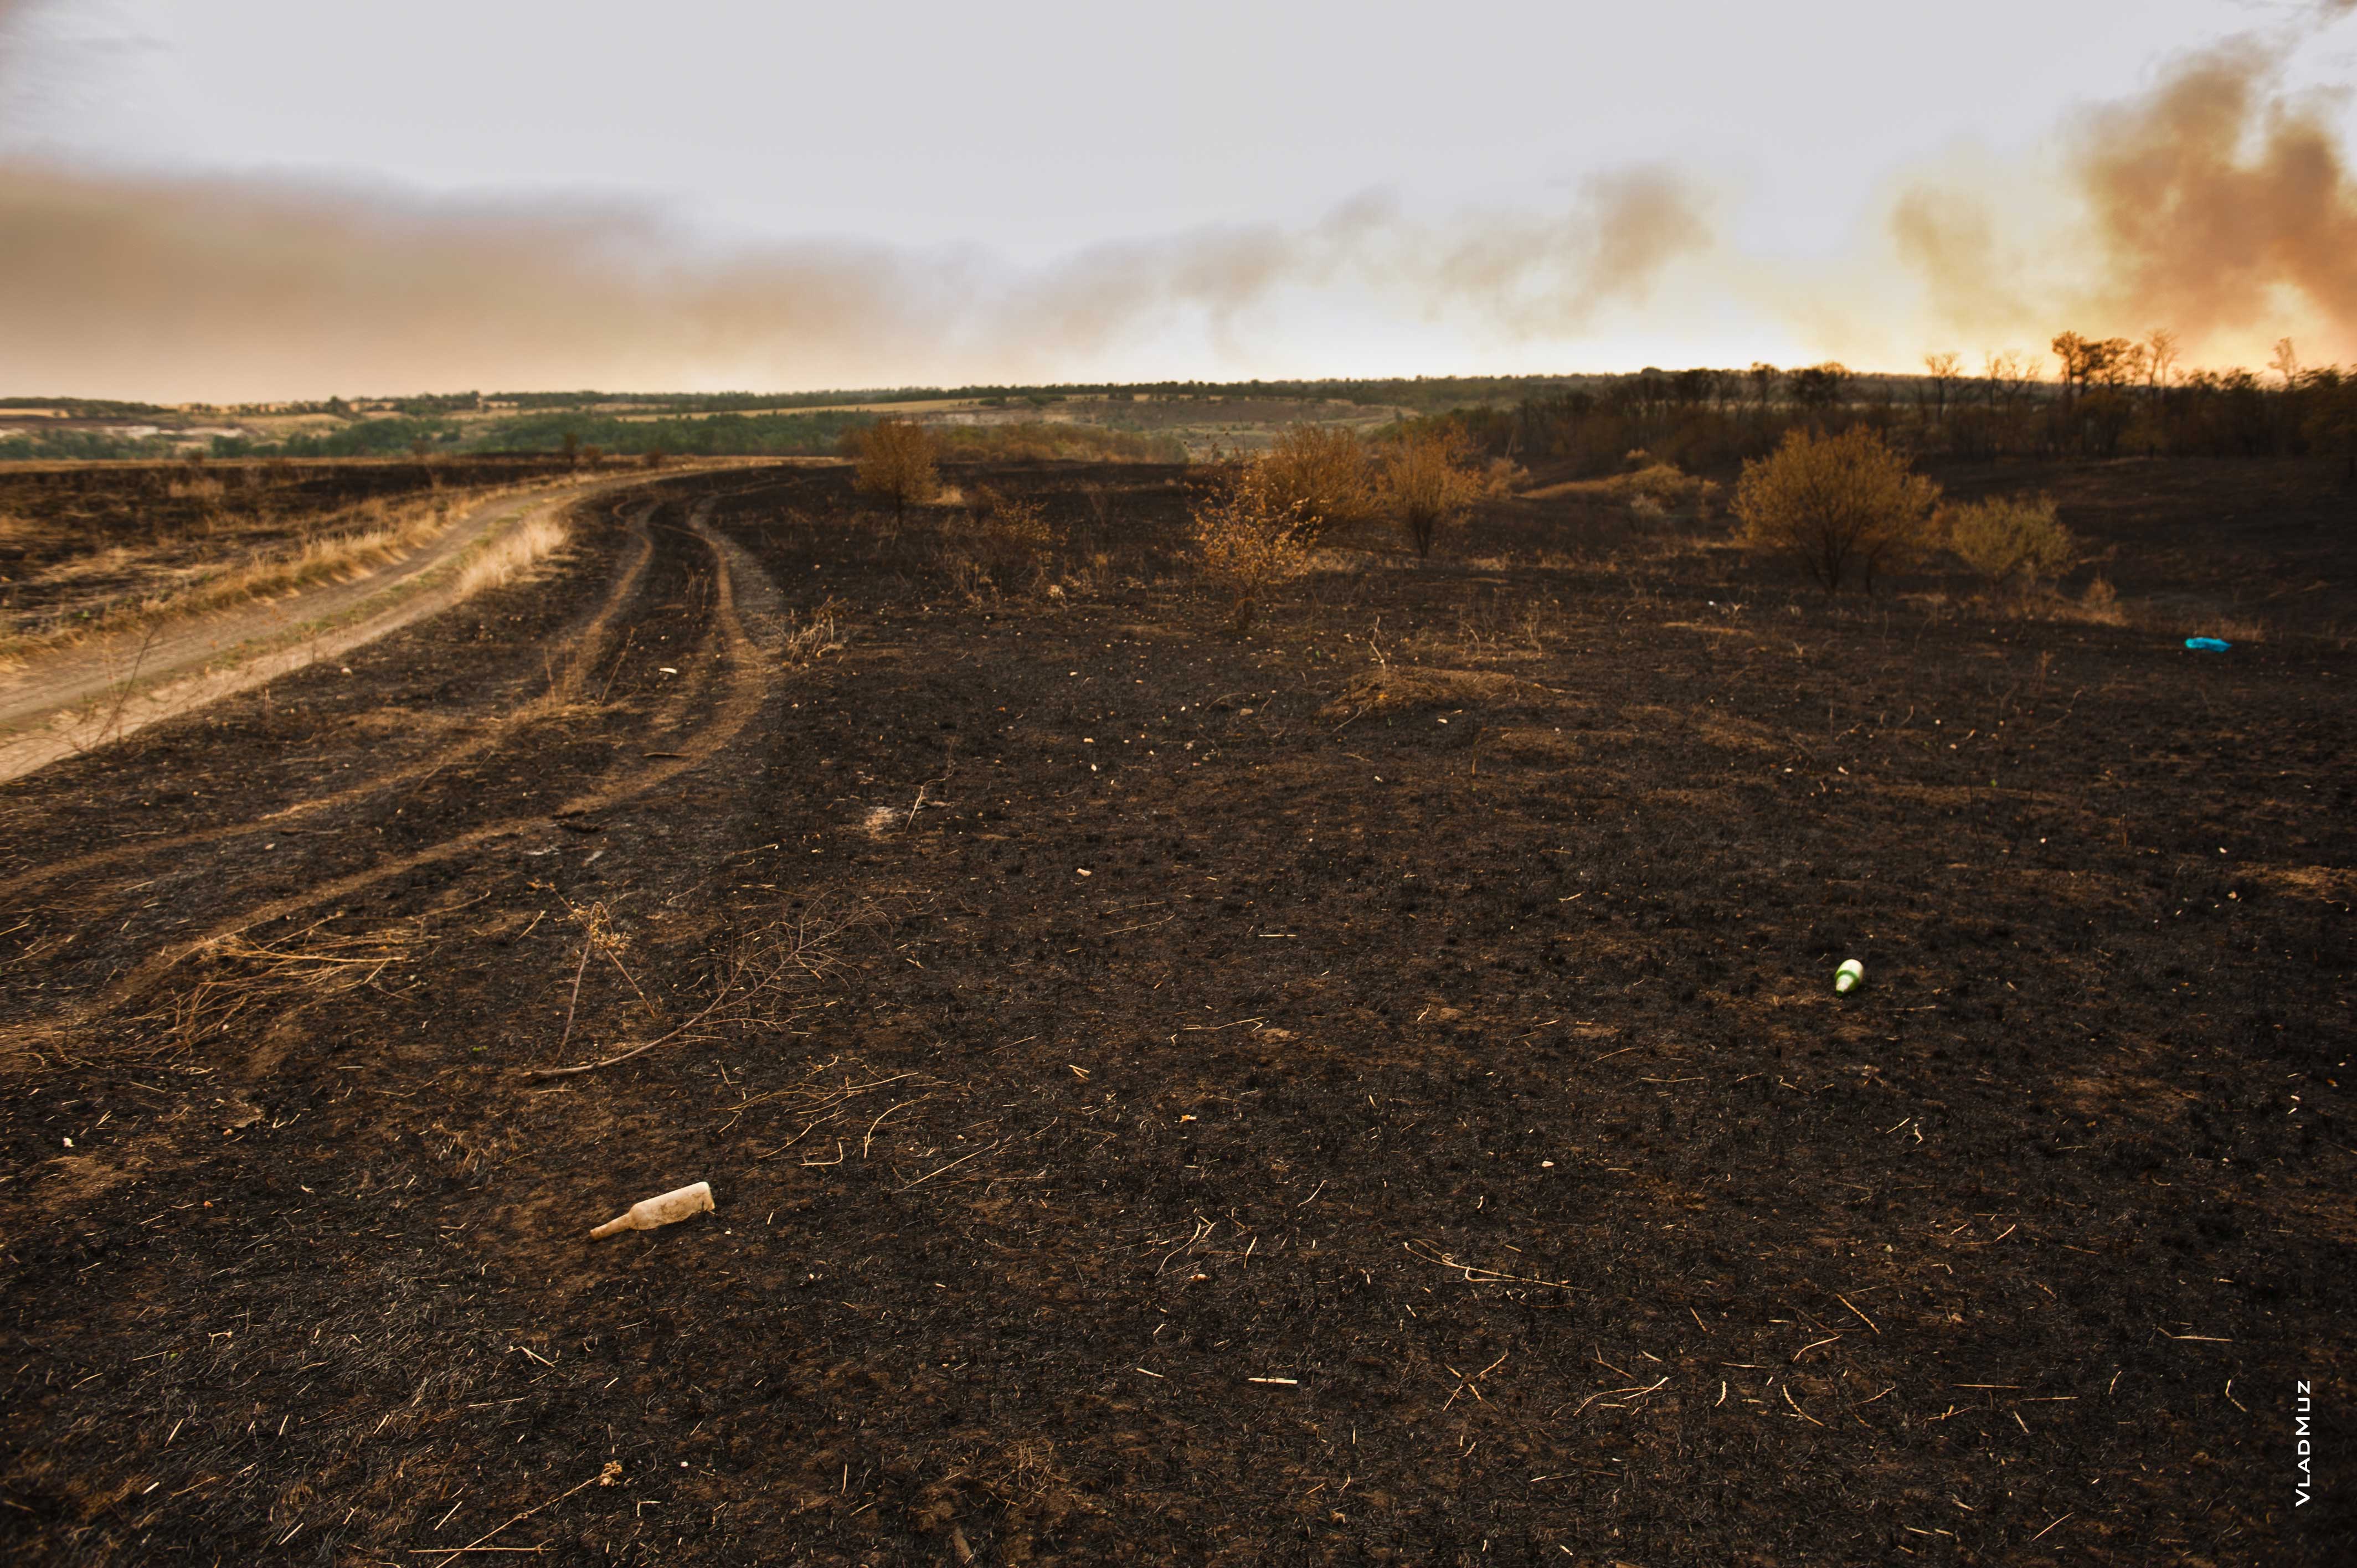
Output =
[
  {"x1": 556, "y1": 934, "x2": 595, "y2": 1056},
  {"x1": 862, "y1": 1099, "x2": 922, "y2": 1159},
  {"x1": 1405, "y1": 1240, "x2": 1573, "y2": 1291},
  {"x1": 526, "y1": 900, "x2": 876, "y2": 1077},
  {"x1": 895, "y1": 1141, "x2": 1001, "y2": 1193},
  {"x1": 423, "y1": 1462, "x2": 620, "y2": 1568}
]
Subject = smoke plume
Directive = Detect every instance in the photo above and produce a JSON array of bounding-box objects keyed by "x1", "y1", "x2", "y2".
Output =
[
  {"x1": 2071, "y1": 36, "x2": 2357, "y2": 348},
  {"x1": 2, "y1": 0, "x2": 2354, "y2": 397},
  {"x1": 1888, "y1": 18, "x2": 2357, "y2": 365},
  {"x1": 0, "y1": 151, "x2": 1710, "y2": 401}
]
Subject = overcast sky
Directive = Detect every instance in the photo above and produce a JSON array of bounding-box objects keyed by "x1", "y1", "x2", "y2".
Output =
[{"x1": 3, "y1": 0, "x2": 2354, "y2": 399}]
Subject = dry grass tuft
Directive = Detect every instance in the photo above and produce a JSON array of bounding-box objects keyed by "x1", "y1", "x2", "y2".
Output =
[
  {"x1": 527, "y1": 897, "x2": 888, "y2": 1077},
  {"x1": 1604, "y1": 458, "x2": 1716, "y2": 518},
  {"x1": 2254, "y1": 864, "x2": 2357, "y2": 901},
  {"x1": 455, "y1": 506, "x2": 568, "y2": 597},
  {"x1": 1320, "y1": 665, "x2": 1519, "y2": 720},
  {"x1": 2054, "y1": 574, "x2": 2129, "y2": 626},
  {"x1": 781, "y1": 596, "x2": 848, "y2": 664},
  {"x1": 939, "y1": 487, "x2": 1063, "y2": 599},
  {"x1": 152, "y1": 921, "x2": 421, "y2": 1059}
]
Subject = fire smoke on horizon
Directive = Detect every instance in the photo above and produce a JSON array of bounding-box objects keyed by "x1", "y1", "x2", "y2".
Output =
[{"x1": 1, "y1": 1, "x2": 2354, "y2": 401}]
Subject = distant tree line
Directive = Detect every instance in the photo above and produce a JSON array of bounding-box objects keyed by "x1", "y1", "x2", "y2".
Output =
[
  {"x1": 1398, "y1": 336, "x2": 2357, "y2": 477},
  {"x1": 12, "y1": 346, "x2": 2353, "y2": 472},
  {"x1": 0, "y1": 427, "x2": 184, "y2": 462},
  {"x1": 0, "y1": 396, "x2": 173, "y2": 417},
  {"x1": 199, "y1": 409, "x2": 875, "y2": 462}
]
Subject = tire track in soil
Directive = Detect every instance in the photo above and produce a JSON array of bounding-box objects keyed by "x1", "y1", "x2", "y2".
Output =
[
  {"x1": 0, "y1": 492, "x2": 790, "y2": 1060},
  {"x1": 0, "y1": 496, "x2": 660, "y2": 905}
]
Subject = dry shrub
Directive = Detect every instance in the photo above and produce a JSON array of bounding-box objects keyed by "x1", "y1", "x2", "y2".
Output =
[
  {"x1": 1605, "y1": 459, "x2": 1716, "y2": 518},
  {"x1": 1319, "y1": 665, "x2": 1517, "y2": 720},
  {"x1": 1481, "y1": 457, "x2": 1529, "y2": 498},
  {"x1": 941, "y1": 486, "x2": 1057, "y2": 596},
  {"x1": 966, "y1": 485, "x2": 1054, "y2": 550},
  {"x1": 1260, "y1": 424, "x2": 1377, "y2": 541},
  {"x1": 1381, "y1": 426, "x2": 1483, "y2": 559},
  {"x1": 1734, "y1": 426, "x2": 1941, "y2": 592},
  {"x1": 1946, "y1": 493, "x2": 2077, "y2": 589},
  {"x1": 846, "y1": 418, "x2": 940, "y2": 521},
  {"x1": 1188, "y1": 461, "x2": 1309, "y2": 632},
  {"x1": 2052, "y1": 574, "x2": 2129, "y2": 627}
]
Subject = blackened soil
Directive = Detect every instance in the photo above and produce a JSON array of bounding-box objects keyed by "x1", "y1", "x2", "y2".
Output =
[{"x1": 2, "y1": 459, "x2": 2351, "y2": 1566}]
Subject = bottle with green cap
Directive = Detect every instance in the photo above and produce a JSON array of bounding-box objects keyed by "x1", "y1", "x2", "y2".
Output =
[{"x1": 1834, "y1": 958, "x2": 1865, "y2": 994}]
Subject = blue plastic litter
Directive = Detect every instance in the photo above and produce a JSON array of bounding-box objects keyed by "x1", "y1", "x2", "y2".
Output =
[{"x1": 2184, "y1": 637, "x2": 2231, "y2": 652}]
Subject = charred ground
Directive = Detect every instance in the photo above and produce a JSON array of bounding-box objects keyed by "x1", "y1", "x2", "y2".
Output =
[{"x1": 1, "y1": 457, "x2": 2351, "y2": 1565}]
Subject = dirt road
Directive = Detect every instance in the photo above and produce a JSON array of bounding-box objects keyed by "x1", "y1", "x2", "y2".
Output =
[{"x1": 0, "y1": 470, "x2": 703, "y2": 782}]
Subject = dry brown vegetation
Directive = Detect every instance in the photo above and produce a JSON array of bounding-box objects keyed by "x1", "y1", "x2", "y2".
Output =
[
  {"x1": 1602, "y1": 452, "x2": 1717, "y2": 519},
  {"x1": 940, "y1": 484, "x2": 1061, "y2": 597},
  {"x1": 933, "y1": 420, "x2": 1188, "y2": 464},
  {"x1": 1259, "y1": 424, "x2": 1380, "y2": 541},
  {"x1": 1379, "y1": 426, "x2": 1483, "y2": 559},
  {"x1": 1186, "y1": 458, "x2": 1310, "y2": 632},
  {"x1": 454, "y1": 504, "x2": 572, "y2": 597},
  {"x1": 1734, "y1": 425, "x2": 1942, "y2": 591},
  {"x1": 1946, "y1": 492, "x2": 2079, "y2": 591},
  {"x1": 2, "y1": 499, "x2": 436, "y2": 670},
  {"x1": 847, "y1": 418, "x2": 941, "y2": 522}
]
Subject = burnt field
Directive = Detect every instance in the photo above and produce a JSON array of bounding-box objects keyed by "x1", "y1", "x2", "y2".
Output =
[{"x1": 1, "y1": 457, "x2": 2351, "y2": 1565}]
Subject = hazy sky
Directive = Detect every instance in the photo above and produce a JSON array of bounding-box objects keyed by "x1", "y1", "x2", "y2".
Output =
[{"x1": 3, "y1": 0, "x2": 2355, "y2": 399}]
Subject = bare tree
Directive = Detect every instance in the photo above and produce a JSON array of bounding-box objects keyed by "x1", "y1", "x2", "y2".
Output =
[
  {"x1": 1922, "y1": 352, "x2": 1962, "y2": 425},
  {"x1": 2143, "y1": 327, "x2": 2180, "y2": 400},
  {"x1": 2269, "y1": 337, "x2": 2301, "y2": 390}
]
